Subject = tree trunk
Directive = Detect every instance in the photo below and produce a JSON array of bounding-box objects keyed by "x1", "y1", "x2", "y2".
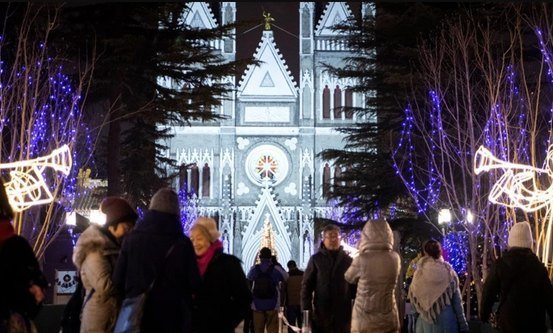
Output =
[{"x1": 107, "y1": 105, "x2": 121, "y2": 196}]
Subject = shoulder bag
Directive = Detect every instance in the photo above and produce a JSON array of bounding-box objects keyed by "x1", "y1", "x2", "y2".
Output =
[{"x1": 113, "y1": 243, "x2": 177, "y2": 333}]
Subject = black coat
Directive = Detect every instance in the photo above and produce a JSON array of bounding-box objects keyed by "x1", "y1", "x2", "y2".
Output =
[
  {"x1": 301, "y1": 244, "x2": 354, "y2": 333},
  {"x1": 0, "y1": 235, "x2": 47, "y2": 321},
  {"x1": 113, "y1": 210, "x2": 200, "y2": 333},
  {"x1": 480, "y1": 247, "x2": 553, "y2": 333},
  {"x1": 192, "y1": 249, "x2": 251, "y2": 333}
]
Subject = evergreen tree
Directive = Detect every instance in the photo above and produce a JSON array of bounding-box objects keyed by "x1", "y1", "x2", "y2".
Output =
[
  {"x1": 319, "y1": 3, "x2": 460, "y2": 221},
  {"x1": 55, "y1": 4, "x2": 252, "y2": 206}
]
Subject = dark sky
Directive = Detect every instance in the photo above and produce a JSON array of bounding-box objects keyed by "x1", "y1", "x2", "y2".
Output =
[{"x1": 230, "y1": 2, "x2": 361, "y2": 83}]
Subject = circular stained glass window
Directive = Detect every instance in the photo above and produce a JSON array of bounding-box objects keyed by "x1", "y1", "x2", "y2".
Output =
[{"x1": 245, "y1": 144, "x2": 289, "y2": 186}]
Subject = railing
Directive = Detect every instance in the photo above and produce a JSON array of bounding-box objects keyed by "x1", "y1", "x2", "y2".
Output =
[{"x1": 277, "y1": 307, "x2": 311, "y2": 333}]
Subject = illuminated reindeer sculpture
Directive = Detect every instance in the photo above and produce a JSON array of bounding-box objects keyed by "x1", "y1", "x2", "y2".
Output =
[
  {"x1": 0, "y1": 145, "x2": 72, "y2": 212},
  {"x1": 474, "y1": 145, "x2": 553, "y2": 269}
]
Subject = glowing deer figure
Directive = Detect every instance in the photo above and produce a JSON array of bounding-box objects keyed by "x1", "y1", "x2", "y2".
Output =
[
  {"x1": 0, "y1": 145, "x2": 72, "y2": 212},
  {"x1": 474, "y1": 145, "x2": 553, "y2": 267}
]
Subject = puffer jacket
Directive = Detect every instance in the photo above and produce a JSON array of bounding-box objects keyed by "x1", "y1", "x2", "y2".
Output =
[
  {"x1": 72, "y1": 225, "x2": 119, "y2": 333},
  {"x1": 345, "y1": 219, "x2": 401, "y2": 333}
]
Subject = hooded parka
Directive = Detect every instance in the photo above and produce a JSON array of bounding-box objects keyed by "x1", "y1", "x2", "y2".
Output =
[
  {"x1": 345, "y1": 219, "x2": 401, "y2": 333},
  {"x1": 72, "y1": 225, "x2": 120, "y2": 333}
]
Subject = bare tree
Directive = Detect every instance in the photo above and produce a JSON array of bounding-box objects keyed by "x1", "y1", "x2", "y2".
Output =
[
  {"x1": 0, "y1": 4, "x2": 94, "y2": 259},
  {"x1": 392, "y1": 4, "x2": 553, "y2": 315}
]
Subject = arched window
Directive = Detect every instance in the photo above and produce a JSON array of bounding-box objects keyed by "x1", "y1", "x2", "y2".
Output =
[
  {"x1": 334, "y1": 85, "x2": 342, "y2": 119},
  {"x1": 202, "y1": 163, "x2": 210, "y2": 198},
  {"x1": 334, "y1": 166, "x2": 342, "y2": 186},
  {"x1": 322, "y1": 85, "x2": 330, "y2": 119},
  {"x1": 345, "y1": 89, "x2": 353, "y2": 119},
  {"x1": 322, "y1": 163, "x2": 331, "y2": 198},
  {"x1": 190, "y1": 165, "x2": 199, "y2": 196},
  {"x1": 179, "y1": 164, "x2": 188, "y2": 192}
]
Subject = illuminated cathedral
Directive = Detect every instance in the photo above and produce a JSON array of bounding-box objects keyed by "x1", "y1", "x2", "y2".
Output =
[{"x1": 163, "y1": 2, "x2": 373, "y2": 269}]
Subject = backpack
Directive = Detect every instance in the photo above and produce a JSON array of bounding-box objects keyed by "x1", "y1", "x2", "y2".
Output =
[
  {"x1": 252, "y1": 264, "x2": 277, "y2": 299},
  {"x1": 60, "y1": 276, "x2": 85, "y2": 333}
]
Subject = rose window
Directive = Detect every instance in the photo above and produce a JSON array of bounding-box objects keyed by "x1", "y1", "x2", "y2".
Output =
[{"x1": 245, "y1": 144, "x2": 289, "y2": 186}]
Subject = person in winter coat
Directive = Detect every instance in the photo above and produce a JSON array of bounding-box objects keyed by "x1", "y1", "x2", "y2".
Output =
[
  {"x1": 301, "y1": 224, "x2": 355, "y2": 333},
  {"x1": 72, "y1": 196, "x2": 137, "y2": 333},
  {"x1": 408, "y1": 239, "x2": 468, "y2": 333},
  {"x1": 247, "y1": 247, "x2": 288, "y2": 333},
  {"x1": 284, "y1": 260, "x2": 303, "y2": 333},
  {"x1": 480, "y1": 221, "x2": 553, "y2": 333},
  {"x1": 190, "y1": 216, "x2": 251, "y2": 333},
  {"x1": 113, "y1": 188, "x2": 200, "y2": 333},
  {"x1": 345, "y1": 218, "x2": 401, "y2": 333},
  {"x1": 0, "y1": 179, "x2": 47, "y2": 333}
]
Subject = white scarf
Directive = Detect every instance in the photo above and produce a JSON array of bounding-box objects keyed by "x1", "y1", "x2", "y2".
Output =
[{"x1": 408, "y1": 256, "x2": 458, "y2": 323}]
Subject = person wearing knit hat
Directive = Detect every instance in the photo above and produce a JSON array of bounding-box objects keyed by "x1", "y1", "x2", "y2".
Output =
[
  {"x1": 481, "y1": 221, "x2": 553, "y2": 332},
  {"x1": 190, "y1": 217, "x2": 251, "y2": 333},
  {"x1": 507, "y1": 221, "x2": 534, "y2": 249},
  {"x1": 113, "y1": 187, "x2": 200, "y2": 332},
  {"x1": 101, "y1": 196, "x2": 138, "y2": 228},
  {"x1": 0, "y1": 178, "x2": 47, "y2": 330},
  {"x1": 72, "y1": 196, "x2": 137, "y2": 332},
  {"x1": 149, "y1": 187, "x2": 179, "y2": 216}
]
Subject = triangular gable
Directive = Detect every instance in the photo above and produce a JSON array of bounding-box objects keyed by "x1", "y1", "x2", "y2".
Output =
[
  {"x1": 260, "y1": 72, "x2": 275, "y2": 87},
  {"x1": 238, "y1": 31, "x2": 298, "y2": 98},
  {"x1": 315, "y1": 2, "x2": 353, "y2": 36},
  {"x1": 240, "y1": 184, "x2": 291, "y2": 268},
  {"x1": 183, "y1": 2, "x2": 218, "y2": 29}
]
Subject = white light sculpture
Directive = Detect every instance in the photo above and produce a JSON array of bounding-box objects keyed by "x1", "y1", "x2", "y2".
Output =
[
  {"x1": 0, "y1": 145, "x2": 72, "y2": 212},
  {"x1": 474, "y1": 145, "x2": 553, "y2": 264}
]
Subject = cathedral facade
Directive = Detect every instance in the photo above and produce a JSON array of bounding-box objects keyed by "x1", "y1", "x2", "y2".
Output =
[{"x1": 163, "y1": 2, "x2": 371, "y2": 269}]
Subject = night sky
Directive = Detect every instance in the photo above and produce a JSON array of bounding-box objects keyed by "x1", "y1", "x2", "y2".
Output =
[{"x1": 232, "y1": 2, "x2": 362, "y2": 83}]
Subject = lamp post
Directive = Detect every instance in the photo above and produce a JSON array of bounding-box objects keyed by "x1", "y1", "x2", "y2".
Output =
[
  {"x1": 465, "y1": 209, "x2": 474, "y2": 224},
  {"x1": 438, "y1": 208, "x2": 452, "y2": 235},
  {"x1": 89, "y1": 209, "x2": 106, "y2": 225}
]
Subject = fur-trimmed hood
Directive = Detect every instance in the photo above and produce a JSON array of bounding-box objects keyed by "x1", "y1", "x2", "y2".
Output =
[{"x1": 72, "y1": 224, "x2": 119, "y2": 269}]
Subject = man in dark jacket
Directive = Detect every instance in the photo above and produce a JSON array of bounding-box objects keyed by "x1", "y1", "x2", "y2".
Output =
[
  {"x1": 113, "y1": 188, "x2": 200, "y2": 332},
  {"x1": 480, "y1": 221, "x2": 553, "y2": 333},
  {"x1": 301, "y1": 225, "x2": 354, "y2": 333}
]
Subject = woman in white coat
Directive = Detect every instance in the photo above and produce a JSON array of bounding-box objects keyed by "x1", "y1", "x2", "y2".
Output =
[
  {"x1": 72, "y1": 197, "x2": 137, "y2": 332},
  {"x1": 345, "y1": 218, "x2": 401, "y2": 333}
]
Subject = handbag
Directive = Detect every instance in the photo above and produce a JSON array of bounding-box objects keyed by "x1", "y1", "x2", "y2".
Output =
[{"x1": 113, "y1": 243, "x2": 177, "y2": 333}]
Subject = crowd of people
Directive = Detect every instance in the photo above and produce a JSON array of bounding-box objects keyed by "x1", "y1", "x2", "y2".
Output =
[{"x1": 1, "y1": 179, "x2": 553, "y2": 333}]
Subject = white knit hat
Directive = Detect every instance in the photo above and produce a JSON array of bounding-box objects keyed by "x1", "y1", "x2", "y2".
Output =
[
  {"x1": 149, "y1": 188, "x2": 179, "y2": 216},
  {"x1": 508, "y1": 221, "x2": 533, "y2": 249}
]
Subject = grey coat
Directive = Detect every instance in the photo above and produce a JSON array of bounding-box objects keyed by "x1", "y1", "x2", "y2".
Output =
[
  {"x1": 345, "y1": 219, "x2": 401, "y2": 333},
  {"x1": 72, "y1": 225, "x2": 119, "y2": 333}
]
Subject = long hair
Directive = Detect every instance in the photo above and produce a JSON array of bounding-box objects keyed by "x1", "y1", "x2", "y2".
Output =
[{"x1": 0, "y1": 177, "x2": 14, "y2": 220}]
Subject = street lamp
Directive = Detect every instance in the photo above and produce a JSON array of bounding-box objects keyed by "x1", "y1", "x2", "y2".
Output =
[
  {"x1": 65, "y1": 211, "x2": 77, "y2": 226},
  {"x1": 438, "y1": 209, "x2": 452, "y2": 225},
  {"x1": 466, "y1": 209, "x2": 474, "y2": 224},
  {"x1": 89, "y1": 209, "x2": 106, "y2": 225}
]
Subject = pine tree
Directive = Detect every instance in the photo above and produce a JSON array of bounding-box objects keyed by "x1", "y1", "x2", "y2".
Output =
[
  {"x1": 55, "y1": 4, "x2": 253, "y2": 206},
  {"x1": 319, "y1": 3, "x2": 466, "y2": 222}
]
